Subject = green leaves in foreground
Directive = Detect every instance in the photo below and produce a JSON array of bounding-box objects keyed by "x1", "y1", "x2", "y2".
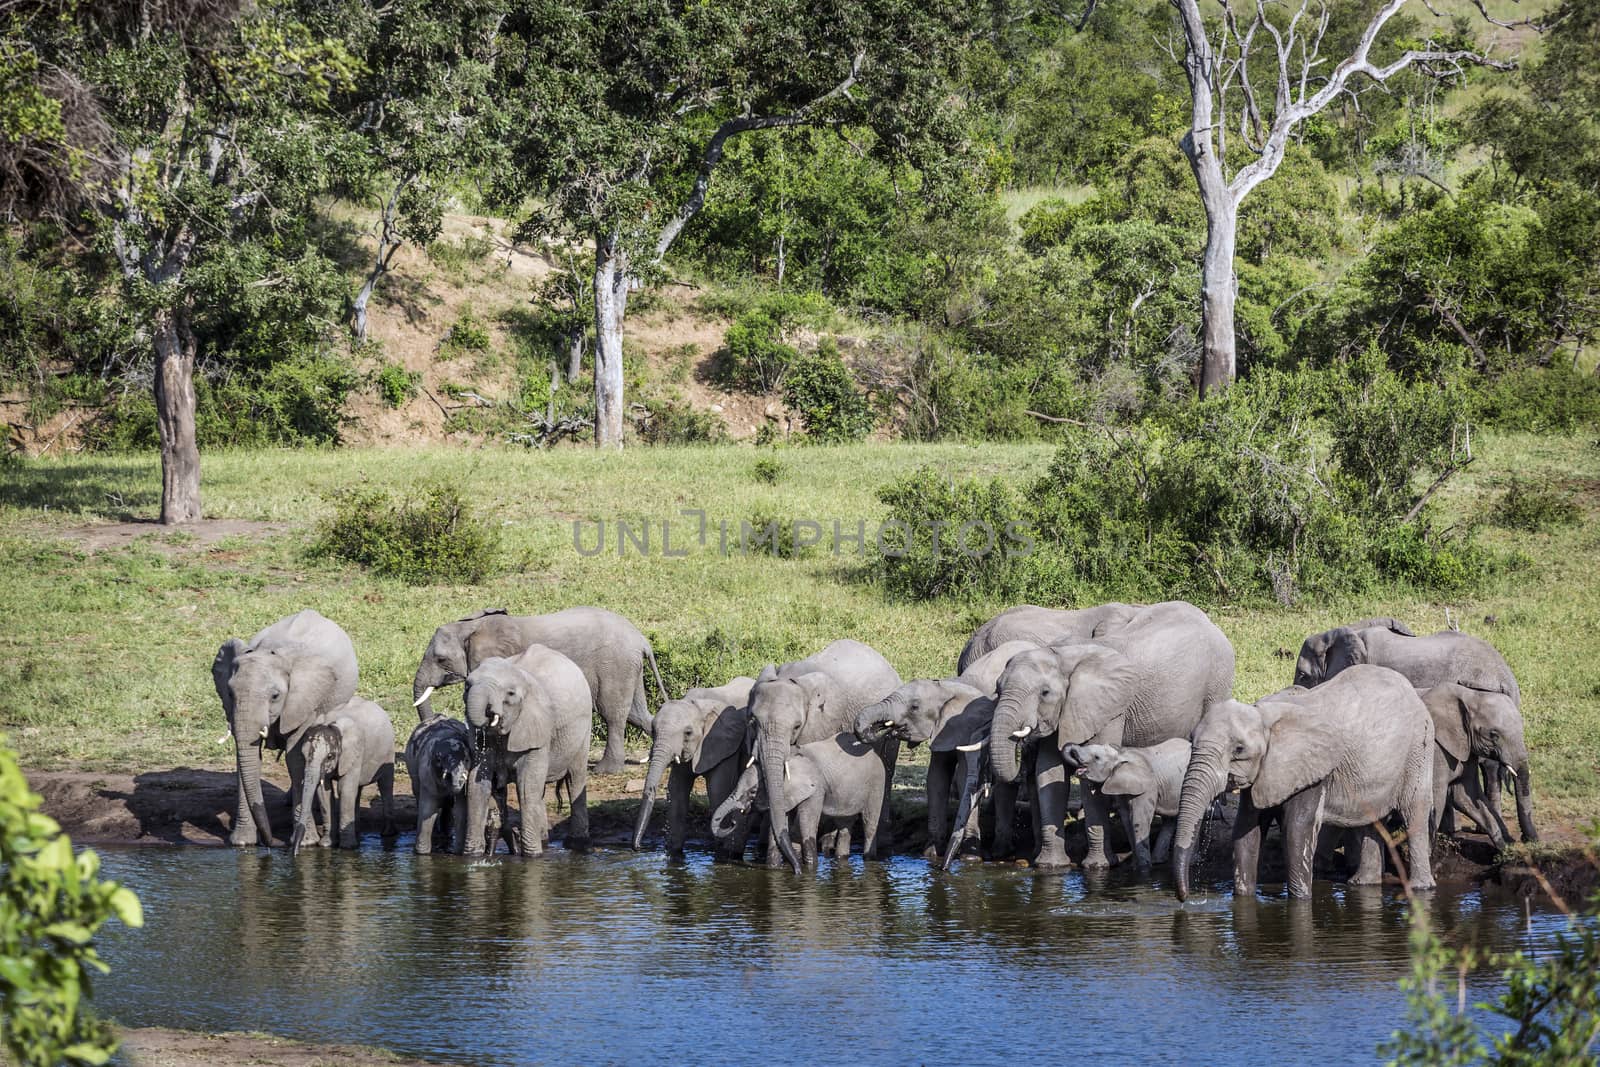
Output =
[{"x1": 0, "y1": 734, "x2": 142, "y2": 1066}]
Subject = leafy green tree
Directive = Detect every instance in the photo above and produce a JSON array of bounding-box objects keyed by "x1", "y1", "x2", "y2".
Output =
[
  {"x1": 490, "y1": 0, "x2": 970, "y2": 448},
  {"x1": 0, "y1": 735, "x2": 143, "y2": 1066}
]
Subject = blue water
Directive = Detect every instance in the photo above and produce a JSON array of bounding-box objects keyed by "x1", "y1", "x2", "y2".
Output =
[{"x1": 95, "y1": 842, "x2": 1572, "y2": 1065}]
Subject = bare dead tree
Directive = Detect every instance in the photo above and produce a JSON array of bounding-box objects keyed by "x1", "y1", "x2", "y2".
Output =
[{"x1": 1168, "y1": 0, "x2": 1513, "y2": 396}]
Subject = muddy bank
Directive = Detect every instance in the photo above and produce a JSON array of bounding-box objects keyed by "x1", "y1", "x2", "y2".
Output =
[{"x1": 117, "y1": 1026, "x2": 446, "y2": 1066}]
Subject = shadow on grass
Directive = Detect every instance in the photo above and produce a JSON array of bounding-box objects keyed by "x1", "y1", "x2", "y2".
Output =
[{"x1": 0, "y1": 459, "x2": 157, "y2": 520}]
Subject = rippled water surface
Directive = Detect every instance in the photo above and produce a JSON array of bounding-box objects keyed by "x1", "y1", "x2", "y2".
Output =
[{"x1": 97, "y1": 841, "x2": 1569, "y2": 1065}]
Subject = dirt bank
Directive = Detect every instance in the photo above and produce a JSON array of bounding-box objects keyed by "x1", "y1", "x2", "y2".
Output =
[{"x1": 118, "y1": 1026, "x2": 446, "y2": 1066}]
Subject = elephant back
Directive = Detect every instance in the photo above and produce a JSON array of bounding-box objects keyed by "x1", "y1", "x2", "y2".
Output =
[
  {"x1": 783, "y1": 639, "x2": 903, "y2": 720},
  {"x1": 244, "y1": 611, "x2": 359, "y2": 696},
  {"x1": 1361, "y1": 628, "x2": 1520, "y2": 704},
  {"x1": 329, "y1": 697, "x2": 396, "y2": 786},
  {"x1": 1098, "y1": 601, "x2": 1235, "y2": 745}
]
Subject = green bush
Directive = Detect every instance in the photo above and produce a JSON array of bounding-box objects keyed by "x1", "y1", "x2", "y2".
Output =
[
  {"x1": 1476, "y1": 365, "x2": 1600, "y2": 434},
  {"x1": 782, "y1": 341, "x2": 874, "y2": 444},
  {"x1": 873, "y1": 467, "x2": 1033, "y2": 601},
  {"x1": 311, "y1": 484, "x2": 501, "y2": 584},
  {"x1": 739, "y1": 510, "x2": 823, "y2": 558},
  {"x1": 715, "y1": 292, "x2": 832, "y2": 391},
  {"x1": 425, "y1": 233, "x2": 494, "y2": 276},
  {"x1": 375, "y1": 363, "x2": 421, "y2": 408},
  {"x1": 633, "y1": 394, "x2": 726, "y2": 445},
  {"x1": 752, "y1": 457, "x2": 785, "y2": 484},
  {"x1": 440, "y1": 310, "x2": 491, "y2": 356},
  {"x1": 0, "y1": 734, "x2": 143, "y2": 1067},
  {"x1": 1493, "y1": 478, "x2": 1582, "y2": 532},
  {"x1": 651, "y1": 628, "x2": 808, "y2": 697}
]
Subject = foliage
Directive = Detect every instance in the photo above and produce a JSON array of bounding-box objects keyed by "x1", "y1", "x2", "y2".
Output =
[
  {"x1": 375, "y1": 363, "x2": 421, "y2": 408},
  {"x1": 0, "y1": 734, "x2": 142, "y2": 1066},
  {"x1": 782, "y1": 341, "x2": 874, "y2": 444},
  {"x1": 310, "y1": 483, "x2": 500, "y2": 584},
  {"x1": 752, "y1": 457, "x2": 785, "y2": 484},
  {"x1": 1475, "y1": 366, "x2": 1600, "y2": 435},
  {"x1": 441, "y1": 310, "x2": 491, "y2": 355},
  {"x1": 716, "y1": 292, "x2": 832, "y2": 391},
  {"x1": 1492, "y1": 478, "x2": 1581, "y2": 533},
  {"x1": 873, "y1": 467, "x2": 1031, "y2": 601},
  {"x1": 633, "y1": 393, "x2": 726, "y2": 446},
  {"x1": 651, "y1": 628, "x2": 807, "y2": 698}
]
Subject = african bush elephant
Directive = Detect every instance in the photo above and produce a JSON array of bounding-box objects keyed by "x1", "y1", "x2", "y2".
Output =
[
  {"x1": 632, "y1": 677, "x2": 757, "y2": 854},
  {"x1": 1064, "y1": 739, "x2": 1190, "y2": 871},
  {"x1": 1291, "y1": 617, "x2": 1414, "y2": 688},
  {"x1": 413, "y1": 607, "x2": 665, "y2": 774},
  {"x1": 749, "y1": 639, "x2": 903, "y2": 872},
  {"x1": 854, "y1": 641, "x2": 1036, "y2": 862},
  {"x1": 712, "y1": 732, "x2": 887, "y2": 866},
  {"x1": 461, "y1": 644, "x2": 593, "y2": 856},
  {"x1": 990, "y1": 601, "x2": 1235, "y2": 869},
  {"x1": 213, "y1": 610, "x2": 359, "y2": 847},
  {"x1": 1421, "y1": 682, "x2": 1530, "y2": 848},
  {"x1": 957, "y1": 603, "x2": 1139, "y2": 674},
  {"x1": 1320, "y1": 624, "x2": 1534, "y2": 842},
  {"x1": 1172, "y1": 666, "x2": 1436, "y2": 901},
  {"x1": 404, "y1": 716, "x2": 474, "y2": 854},
  {"x1": 291, "y1": 697, "x2": 397, "y2": 855}
]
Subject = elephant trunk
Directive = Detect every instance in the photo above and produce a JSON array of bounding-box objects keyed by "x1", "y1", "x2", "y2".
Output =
[
  {"x1": 853, "y1": 692, "x2": 903, "y2": 745},
  {"x1": 989, "y1": 693, "x2": 1027, "y2": 784},
  {"x1": 236, "y1": 737, "x2": 273, "y2": 847},
  {"x1": 1173, "y1": 742, "x2": 1227, "y2": 901},
  {"x1": 760, "y1": 740, "x2": 800, "y2": 874},
  {"x1": 292, "y1": 743, "x2": 328, "y2": 857},
  {"x1": 1512, "y1": 757, "x2": 1537, "y2": 843},
  {"x1": 632, "y1": 744, "x2": 671, "y2": 850},
  {"x1": 413, "y1": 662, "x2": 442, "y2": 721}
]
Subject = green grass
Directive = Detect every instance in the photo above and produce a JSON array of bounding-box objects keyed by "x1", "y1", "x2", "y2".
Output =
[
  {"x1": 1, "y1": 434, "x2": 1596, "y2": 833},
  {"x1": 999, "y1": 183, "x2": 1096, "y2": 225}
]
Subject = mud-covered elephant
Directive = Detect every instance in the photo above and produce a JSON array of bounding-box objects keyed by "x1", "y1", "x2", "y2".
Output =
[
  {"x1": 413, "y1": 607, "x2": 665, "y2": 774},
  {"x1": 462, "y1": 644, "x2": 593, "y2": 856},
  {"x1": 712, "y1": 732, "x2": 888, "y2": 866},
  {"x1": 1422, "y1": 682, "x2": 1531, "y2": 848},
  {"x1": 213, "y1": 610, "x2": 359, "y2": 847},
  {"x1": 632, "y1": 677, "x2": 756, "y2": 854},
  {"x1": 1291, "y1": 617, "x2": 1414, "y2": 688},
  {"x1": 990, "y1": 601, "x2": 1235, "y2": 869},
  {"x1": 404, "y1": 715, "x2": 474, "y2": 854},
  {"x1": 748, "y1": 639, "x2": 902, "y2": 871},
  {"x1": 1316, "y1": 623, "x2": 1534, "y2": 842},
  {"x1": 957, "y1": 603, "x2": 1139, "y2": 674},
  {"x1": 1065, "y1": 738, "x2": 1190, "y2": 872},
  {"x1": 291, "y1": 697, "x2": 397, "y2": 855},
  {"x1": 855, "y1": 640, "x2": 1036, "y2": 862},
  {"x1": 1172, "y1": 666, "x2": 1436, "y2": 900}
]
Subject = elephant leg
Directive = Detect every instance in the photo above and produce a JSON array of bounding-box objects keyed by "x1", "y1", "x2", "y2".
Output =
[
  {"x1": 1032, "y1": 745, "x2": 1072, "y2": 869},
  {"x1": 594, "y1": 681, "x2": 629, "y2": 776},
  {"x1": 861, "y1": 801, "x2": 881, "y2": 861},
  {"x1": 1402, "y1": 776, "x2": 1435, "y2": 892},
  {"x1": 415, "y1": 791, "x2": 440, "y2": 855},
  {"x1": 463, "y1": 766, "x2": 493, "y2": 856},
  {"x1": 1127, "y1": 796, "x2": 1155, "y2": 873},
  {"x1": 448, "y1": 795, "x2": 468, "y2": 854},
  {"x1": 990, "y1": 777, "x2": 1018, "y2": 860},
  {"x1": 1452, "y1": 777, "x2": 1507, "y2": 849},
  {"x1": 664, "y1": 762, "x2": 693, "y2": 854},
  {"x1": 566, "y1": 764, "x2": 591, "y2": 850},
  {"x1": 875, "y1": 739, "x2": 899, "y2": 859},
  {"x1": 925, "y1": 753, "x2": 954, "y2": 861},
  {"x1": 377, "y1": 763, "x2": 397, "y2": 837},
  {"x1": 1347, "y1": 825, "x2": 1385, "y2": 884},
  {"x1": 336, "y1": 774, "x2": 361, "y2": 849},
  {"x1": 516, "y1": 757, "x2": 548, "y2": 856},
  {"x1": 1232, "y1": 792, "x2": 1266, "y2": 898},
  {"x1": 1280, "y1": 784, "x2": 1326, "y2": 899},
  {"x1": 1153, "y1": 820, "x2": 1175, "y2": 866}
]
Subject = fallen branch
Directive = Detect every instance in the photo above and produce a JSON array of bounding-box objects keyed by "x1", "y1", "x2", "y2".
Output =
[
  {"x1": 1025, "y1": 409, "x2": 1089, "y2": 426},
  {"x1": 1402, "y1": 455, "x2": 1475, "y2": 524}
]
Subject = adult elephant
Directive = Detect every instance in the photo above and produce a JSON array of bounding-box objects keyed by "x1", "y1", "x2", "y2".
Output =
[
  {"x1": 212, "y1": 610, "x2": 358, "y2": 847},
  {"x1": 1291, "y1": 617, "x2": 1414, "y2": 688},
  {"x1": 749, "y1": 639, "x2": 903, "y2": 872},
  {"x1": 632, "y1": 677, "x2": 757, "y2": 854},
  {"x1": 1319, "y1": 624, "x2": 1534, "y2": 842},
  {"x1": 854, "y1": 641, "x2": 1036, "y2": 861},
  {"x1": 990, "y1": 601, "x2": 1234, "y2": 869},
  {"x1": 957, "y1": 603, "x2": 1139, "y2": 675},
  {"x1": 412, "y1": 607, "x2": 666, "y2": 774},
  {"x1": 1172, "y1": 667, "x2": 1436, "y2": 900}
]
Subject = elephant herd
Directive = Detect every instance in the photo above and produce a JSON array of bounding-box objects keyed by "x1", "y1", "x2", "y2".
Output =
[{"x1": 210, "y1": 600, "x2": 1537, "y2": 899}]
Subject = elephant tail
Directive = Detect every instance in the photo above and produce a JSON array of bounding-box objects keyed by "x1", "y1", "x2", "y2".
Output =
[{"x1": 642, "y1": 641, "x2": 667, "y2": 705}]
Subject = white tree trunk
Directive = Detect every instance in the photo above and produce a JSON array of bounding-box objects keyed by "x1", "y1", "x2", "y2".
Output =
[
  {"x1": 593, "y1": 238, "x2": 629, "y2": 450},
  {"x1": 152, "y1": 305, "x2": 202, "y2": 523},
  {"x1": 1198, "y1": 200, "x2": 1239, "y2": 397}
]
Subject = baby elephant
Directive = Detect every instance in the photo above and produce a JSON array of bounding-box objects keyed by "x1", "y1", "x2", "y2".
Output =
[
  {"x1": 712, "y1": 733, "x2": 886, "y2": 871},
  {"x1": 404, "y1": 716, "x2": 473, "y2": 854},
  {"x1": 1066, "y1": 739, "x2": 1191, "y2": 871},
  {"x1": 292, "y1": 697, "x2": 397, "y2": 855}
]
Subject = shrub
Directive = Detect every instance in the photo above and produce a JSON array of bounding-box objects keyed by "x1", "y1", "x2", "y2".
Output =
[
  {"x1": 440, "y1": 310, "x2": 491, "y2": 357},
  {"x1": 1476, "y1": 365, "x2": 1600, "y2": 434},
  {"x1": 633, "y1": 394, "x2": 726, "y2": 445},
  {"x1": 0, "y1": 734, "x2": 143, "y2": 1067},
  {"x1": 782, "y1": 341, "x2": 874, "y2": 444},
  {"x1": 752, "y1": 457, "x2": 784, "y2": 484},
  {"x1": 375, "y1": 363, "x2": 421, "y2": 408},
  {"x1": 716, "y1": 292, "x2": 832, "y2": 391},
  {"x1": 739, "y1": 511, "x2": 823, "y2": 558},
  {"x1": 651, "y1": 628, "x2": 808, "y2": 697},
  {"x1": 425, "y1": 233, "x2": 494, "y2": 276},
  {"x1": 311, "y1": 484, "x2": 501, "y2": 584},
  {"x1": 1493, "y1": 478, "x2": 1581, "y2": 531},
  {"x1": 873, "y1": 467, "x2": 1033, "y2": 601}
]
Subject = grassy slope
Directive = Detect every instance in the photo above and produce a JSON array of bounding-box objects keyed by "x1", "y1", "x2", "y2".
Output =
[{"x1": 1, "y1": 431, "x2": 1596, "y2": 832}]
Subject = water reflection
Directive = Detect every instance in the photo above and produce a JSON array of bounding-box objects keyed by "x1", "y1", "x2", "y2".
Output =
[{"x1": 97, "y1": 843, "x2": 1570, "y2": 1066}]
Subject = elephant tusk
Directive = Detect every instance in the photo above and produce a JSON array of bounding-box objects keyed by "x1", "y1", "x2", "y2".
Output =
[
  {"x1": 258, "y1": 726, "x2": 269, "y2": 740},
  {"x1": 955, "y1": 741, "x2": 984, "y2": 752},
  {"x1": 487, "y1": 713, "x2": 501, "y2": 728},
  {"x1": 881, "y1": 720, "x2": 896, "y2": 727},
  {"x1": 745, "y1": 755, "x2": 756, "y2": 769},
  {"x1": 216, "y1": 732, "x2": 231, "y2": 745},
  {"x1": 1504, "y1": 765, "x2": 1518, "y2": 779},
  {"x1": 1010, "y1": 728, "x2": 1030, "y2": 740},
  {"x1": 413, "y1": 686, "x2": 435, "y2": 707},
  {"x1": 784, "y1": 761, "x2": 791, "y2": 780}
]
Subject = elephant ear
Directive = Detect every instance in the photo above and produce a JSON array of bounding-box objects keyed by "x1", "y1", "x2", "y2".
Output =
[
  {"x1": 782, "y1": 759, "x2": 818, "y2": 808},
  {"x1": 1054, "y1": 646, "x2": 1139, "y2": 749},
  {"x1": 1101, "y1": 755, "x2": 1149, "y2": 798},
  {"x1": 1419, "y1": 685, "x2": 1472, "y2": 762},
  {"x1": 755, "y1": 663, "x2": 779, "y2": 686},
  {"x1": 694, "y1": 703, "x2": 748, "y2": 774},
  {"x1": 930, "y1": 683, "x2": 989, "y2": 753},
  {"x1": 505, "y1": 673, "x2": 554, "y2": 753},
  {"x1": 1324, "y1": 628, "x2": 1368, "y2": 677},
  {"x1": 277, "y1": 645, "x2": 344, "y2": 748},
  {"x1": 791, "y1": 671, "x2": 836, "y2": 732},
  {"x1": 1250, "y1": 700, "x2": 1345, "y2": 810},
  {"x1": 212, "y1": 638, "x2": 245, "y2": 719}
]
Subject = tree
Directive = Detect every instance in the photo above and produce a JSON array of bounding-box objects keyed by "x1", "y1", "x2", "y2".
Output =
[
  {"x1": 1167, "y1": 0, "x2": 1507, "y2": 396},
  {"x1": 2, "y1": 0, "x2": 357, "y2": 522},
  {"x1": 492, "y1": 0, "x2": 968, "y2": 448}
]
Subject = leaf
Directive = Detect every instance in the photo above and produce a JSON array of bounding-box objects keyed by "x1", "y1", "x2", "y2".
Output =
[{"x1": 108, "y1": 887, "x2": 143, "y2": 928}]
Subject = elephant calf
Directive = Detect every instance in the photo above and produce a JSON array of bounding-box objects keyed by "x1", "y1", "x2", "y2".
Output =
[
  {"x1": 1065, "y1": 739, "x2": 1190, "y2": 871},
  {"x1": 404, "y1": 716, "x2": 473, "y2": 855},
  {"x1": 632, "y1": 676, "x2": 756, "y2": 854},
  {"x1": 712, "y1": 732, "x2": 887, "y2": 868},
  {"x1": 291, "y1": 697, "x2": 397, "y2": 856},
  {"x1": 1422, "y1": 683, "x2": 1528, "y2": 848}
]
